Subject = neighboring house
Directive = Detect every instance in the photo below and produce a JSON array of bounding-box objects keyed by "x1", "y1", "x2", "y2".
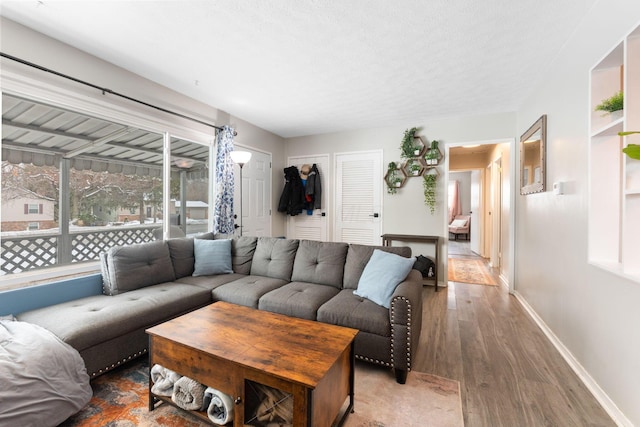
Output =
[
  {"x1": 174, "y1": 200, "x2": 208, "y2": 220},
  {"x1": 1, "y1": 197, "x2": 56, "y2": 232}
]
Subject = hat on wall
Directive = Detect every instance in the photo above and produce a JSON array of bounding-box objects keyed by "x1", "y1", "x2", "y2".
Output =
[{"x1": 300, "y1": 164, "x2": 311, "y2": 180}]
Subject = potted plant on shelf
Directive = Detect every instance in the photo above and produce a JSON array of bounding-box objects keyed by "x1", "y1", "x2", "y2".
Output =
[
  {"x1": 425, "y1": 140, "x2": 440, "y2": 165},
  {"x1": 596, "y1": 91, "x2": 623, "y2": 117},
  {"x1": 400, "y1": 127, "x2": 420, "y2": 159},
  {"x1": 386, "y1": 162, "x2": 403, "y2": 194},
  {"x1": 423, "y1": 172, "x2": 437, "y2": 214},
  {"x1": 409, "y1": 162, "x2": 421, "y2": 175}
]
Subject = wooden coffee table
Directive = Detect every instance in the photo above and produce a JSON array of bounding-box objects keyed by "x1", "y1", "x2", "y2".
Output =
[{"x1": 146, "y1": 301, "x2": 358, "y2": 426}]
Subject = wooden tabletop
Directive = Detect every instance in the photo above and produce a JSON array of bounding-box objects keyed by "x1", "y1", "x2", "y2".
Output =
[{"x1": 146, "y1": 302, "x2": 358, "y2": 389}]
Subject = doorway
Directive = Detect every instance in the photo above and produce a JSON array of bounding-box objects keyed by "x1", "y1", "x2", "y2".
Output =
[
  {"x1": 446, "y1": 140, "x2": 513, "y2": 289},
  {"x1": 233, "y1": 146, "x2": 272, "y2": 237}
]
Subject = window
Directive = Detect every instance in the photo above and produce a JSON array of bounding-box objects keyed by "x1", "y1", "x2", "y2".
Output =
[
  {"x1": 27, "y1": 204, "x2": 41, "y2": 214},
  {"x1": 1, "y1": 93, "x2": 213, "y2": 284}
]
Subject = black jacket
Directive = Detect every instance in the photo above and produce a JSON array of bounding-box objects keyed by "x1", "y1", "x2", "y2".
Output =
[
  {"x1": 277, "y1": 166, "x2": 306, "y2": 216},
  {"x1": 305, "y1": 163, "x2": 322, "y2": 210}
]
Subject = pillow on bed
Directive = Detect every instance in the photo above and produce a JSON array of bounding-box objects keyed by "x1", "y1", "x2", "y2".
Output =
[
  {"x1": 193, "y1": 238, "x2": 233, "y2": 276},
  {"x1": 354, "y1": 249, "x2": 414, "y2": 308}
]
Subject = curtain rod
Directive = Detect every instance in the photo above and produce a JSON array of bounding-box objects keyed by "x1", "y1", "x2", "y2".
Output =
[{"x1": 1, "y1": 52, "x2": 236, "y2": 136}]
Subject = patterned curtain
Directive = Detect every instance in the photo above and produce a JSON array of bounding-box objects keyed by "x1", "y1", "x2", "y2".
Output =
[{"x1": 213, "y1": 126, "x2": 235, "y2": 234}]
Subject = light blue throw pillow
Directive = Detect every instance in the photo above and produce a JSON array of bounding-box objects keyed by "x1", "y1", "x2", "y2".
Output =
[
  {"x1": 193, "y1": 239, "x2": 233, "y2": 276},
  {"x1": 354, "y1": 249, "x2": 415, "y2": 308}
]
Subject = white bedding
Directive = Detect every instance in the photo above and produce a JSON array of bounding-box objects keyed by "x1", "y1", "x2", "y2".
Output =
[{"x1": 0, "y1": 317, "x2": 92, "y2": 427}]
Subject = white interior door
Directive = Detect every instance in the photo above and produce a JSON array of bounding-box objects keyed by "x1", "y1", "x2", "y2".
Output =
[
  {"x1": 234, "y1": 148, "x2": 271, "y2": 237},
  {"x1": 490, "y1": 157, "x2": 502, "y2": 268},
  {"x1": 334, "y1": 151, "x2": 383, "y2": 245},
  {"x1": 491, "y1": 157, "x2": 502, "y2": 268},
  {"x1": 286, "y1": 155, "x2": 329, "y2": 241},
  {"x1": 470, "y1": 170, "x2": 481, "y2": 255}
]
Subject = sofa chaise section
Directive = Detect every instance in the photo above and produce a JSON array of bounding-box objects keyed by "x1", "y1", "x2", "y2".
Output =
[{"x1": 17, "y1": 282, "x2": 211, "y2": 377}]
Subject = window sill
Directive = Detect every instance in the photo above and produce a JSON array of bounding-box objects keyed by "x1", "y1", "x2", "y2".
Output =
[
  {"x1": 0, "y1": 262, "x2": 101, "y2": 292},
  {"x1": 589, "y1": 260, "x2": 640, "y2": 284}
]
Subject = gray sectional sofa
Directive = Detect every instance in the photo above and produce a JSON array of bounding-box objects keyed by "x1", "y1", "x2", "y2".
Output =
[{"x1": 17, "y1": 235, "x2": 423, "y2": 384}]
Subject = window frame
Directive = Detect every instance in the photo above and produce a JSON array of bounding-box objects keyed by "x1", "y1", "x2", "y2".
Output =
[{"x1": 1, "y1": 66, "x2": 216, "y2": 290}]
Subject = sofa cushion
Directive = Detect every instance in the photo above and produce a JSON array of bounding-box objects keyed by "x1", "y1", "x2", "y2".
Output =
[
  {"x1": 232, "y1": 236, "x2": 258, "y2": 275},
  {"x1": 317, "y1": 290, "x2": 390, "y2": 337},
  {"x1": 290, "y1": 240, "x2": 348, "y2": 288},
  {"x1": 212, "y1": 276, "x2": 288, "y2": 308},
  {"x1": 258, "y1": 282, "x2": 340, "y2": 320},
  {"x1": 175, "y1": 273, "x2": 245, "y2": 291},
  {"x1": 343, "y1": 244, "x2": 412, "y2": 290},
  {"x1": 166, "y1": 234, "x2": 216, "y2": 279},
  {"x1": 167, "y1": 238, "x2": 196, "y2": 279},
  {"x1": 249, "y1": 237, "x2": 299, "y2": 281},
  {"x1": 354, "y1": 249, "x2": 415, "y2": 308},
  {"x1": 101, "y1": 241, "x2": 176, "y2": 295},
  {"x1": 193, "y1": 239, "x2": 233, "y2": 276},
  {"x1": 17, "y1": 283, "x2": 211, "y2": 352}
]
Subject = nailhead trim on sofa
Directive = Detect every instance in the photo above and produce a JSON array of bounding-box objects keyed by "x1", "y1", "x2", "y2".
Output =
[
  {"x1": 390, "y1": 295, "x2": 412, "y2": 372},
  {"x1": 91, "y1": 349, "x2": 147, "y2": 378}
]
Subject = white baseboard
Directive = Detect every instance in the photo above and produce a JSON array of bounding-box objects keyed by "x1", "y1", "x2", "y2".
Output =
[{"x1": 513, "y1": 291, "x2": 632, "y2": 427}]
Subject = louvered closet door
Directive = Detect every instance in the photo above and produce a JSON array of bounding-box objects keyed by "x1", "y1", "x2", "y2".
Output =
[{"x1": 334, "y1": 151, "x2": 383, "y2": 245}]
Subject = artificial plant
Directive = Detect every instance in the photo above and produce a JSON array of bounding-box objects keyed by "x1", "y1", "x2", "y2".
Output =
[
  {"x1": 425, "y1": 140, "x2": 440, "y2": 165},
  {"x1": 596, "y1": 91, "x2": 624, "y2": 114},
  {"x1": 386, "y1": 161, "x2": 403, "y2": 194},
  {"x1": 619, "y1": 131, "x2": 640, "y2": 159},
  {"x1": 400, "y1": 127, "x2": 421, "y2": 159},
  {"x1": 423, "y1": 173, "x2": 437, "y2": 214}
]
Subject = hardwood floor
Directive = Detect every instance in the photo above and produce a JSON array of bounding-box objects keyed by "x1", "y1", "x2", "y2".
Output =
[{"x1": 413, "y1": 241, "x2": 615, "y2": 427}]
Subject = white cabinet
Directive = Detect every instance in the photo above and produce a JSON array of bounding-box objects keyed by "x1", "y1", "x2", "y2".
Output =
[{"x1": 589, "y1": 24, "x2": 640, "y2": 280}]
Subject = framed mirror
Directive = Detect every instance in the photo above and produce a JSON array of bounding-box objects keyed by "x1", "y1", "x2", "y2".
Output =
[{"x1": 520, "y1": 115, "x2": 547, "y2": 195}]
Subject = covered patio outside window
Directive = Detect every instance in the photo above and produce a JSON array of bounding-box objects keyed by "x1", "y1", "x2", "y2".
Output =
[{"x1": 1, "y1": 94, "x2": 212, "y2": 278}]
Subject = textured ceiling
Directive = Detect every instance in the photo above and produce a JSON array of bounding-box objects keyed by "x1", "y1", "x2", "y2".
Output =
[{"x1": 0, "y1": 0, "x2": 593, "y2": 138}]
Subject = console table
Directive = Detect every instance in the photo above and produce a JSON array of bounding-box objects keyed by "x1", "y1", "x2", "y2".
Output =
[{"x1": 381, "y1": 233, "x2": 440, "y2": 291}]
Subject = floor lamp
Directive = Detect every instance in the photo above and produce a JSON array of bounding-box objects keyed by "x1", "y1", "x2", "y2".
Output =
[{"x1": 230, "y1": 150, "x2": 252, "y2": 236}]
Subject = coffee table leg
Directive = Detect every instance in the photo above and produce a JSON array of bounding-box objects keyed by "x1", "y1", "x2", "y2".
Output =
[
  {"x1": 349, "y1": 343, "x2": 355, "y2": 413},
  {"x1": 334, "y1": 344, "x2": 355, "y2": 426}
]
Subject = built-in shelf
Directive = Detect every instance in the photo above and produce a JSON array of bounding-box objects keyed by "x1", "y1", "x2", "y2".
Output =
[
  {"x1": 588, "y1": 23, "x2": 640, "y2": 284},
  {"x1": 590, "y1": 116, "x2": 624, "y2": 138}
]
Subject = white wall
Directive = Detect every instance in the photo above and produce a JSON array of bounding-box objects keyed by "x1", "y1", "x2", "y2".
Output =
[
  {"x1": 286, "y1": 113, "x2": 515, "y2": 284},
  {"x1": 0, "y1": 17, "x2": 287, "y2": 237},
  {"x1": 515, "y1": 1, "x2": 640, "y2": 424}
]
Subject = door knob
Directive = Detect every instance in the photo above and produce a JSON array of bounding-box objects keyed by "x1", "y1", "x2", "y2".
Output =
[{"x1": 369, "y1": 213, "x2": 379, "y2": 218}]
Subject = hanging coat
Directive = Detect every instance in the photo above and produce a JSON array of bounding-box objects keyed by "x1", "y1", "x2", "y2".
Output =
[
  {"x1": 277, "y1": 166, "x2": 306, "y2": 216},
  {"x1": 305, "y1": 163, "x2": 322, "y2": 210}
]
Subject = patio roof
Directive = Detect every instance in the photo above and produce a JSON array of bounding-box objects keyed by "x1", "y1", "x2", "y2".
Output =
[{"x1": 1, "y1": 94, "x2": 210, "y2": 176}]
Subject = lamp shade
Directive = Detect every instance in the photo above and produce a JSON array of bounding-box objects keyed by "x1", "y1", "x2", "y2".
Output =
[{"x1": 230, "y1": 150, "x2": 252, "y2": 165}]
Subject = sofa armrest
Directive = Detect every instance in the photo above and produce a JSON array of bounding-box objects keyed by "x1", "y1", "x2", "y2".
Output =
[{"x1": 389, "y1": 269, "x2": 423, "y2": 375}]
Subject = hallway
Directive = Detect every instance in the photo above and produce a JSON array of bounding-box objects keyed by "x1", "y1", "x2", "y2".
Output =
[{"x1": 415, "y1": 243, "x2": 614, "y2": 426}]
